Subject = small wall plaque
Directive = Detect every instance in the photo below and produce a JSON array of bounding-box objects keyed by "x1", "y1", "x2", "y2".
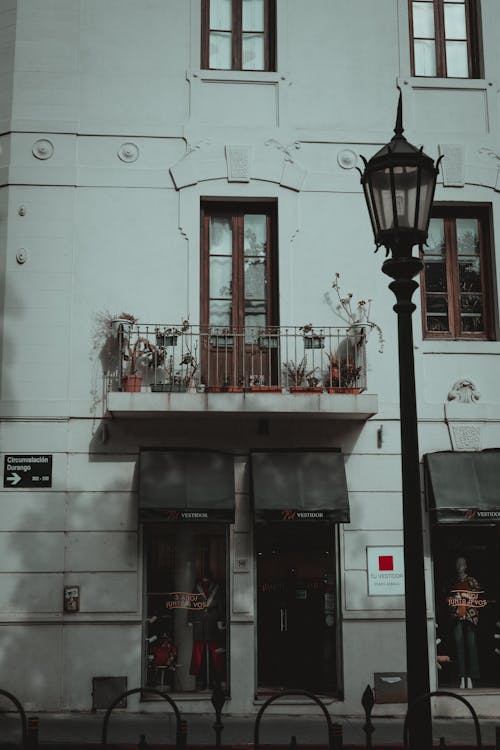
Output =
[
  {"x1": 64, "y1": 585, "x2": 80, "y2": 612},
  {"x1": 226, "y1": 145, "x2": 251, "y2": 182}
]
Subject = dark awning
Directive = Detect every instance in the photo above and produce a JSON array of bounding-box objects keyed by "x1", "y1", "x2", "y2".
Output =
[
  {"x1": 251, "y1": 450, "x2": 350, "y2": 522},
  {"x1": 425, "y1": 450, "x2": 500, "y2": 523},
  {"x1": 139, "y1": 450, "x2": 234, "y2": 522}
]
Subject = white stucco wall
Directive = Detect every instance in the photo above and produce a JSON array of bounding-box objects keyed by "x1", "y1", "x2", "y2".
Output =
[{"x1": 1, "y1": 0, "x2": 500, "y2": 716}]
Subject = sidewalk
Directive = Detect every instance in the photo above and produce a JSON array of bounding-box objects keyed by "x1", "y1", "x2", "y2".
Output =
[{"x1": 1, "y1": 711, "x2": 498, "y2": 747}]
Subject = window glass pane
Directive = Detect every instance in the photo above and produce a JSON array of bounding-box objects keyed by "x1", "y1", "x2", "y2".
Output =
[
  {"x1": 456, "y1": 218, "x2": 479, "y2": 255},
  {"x1": 145, "y1": 525, "x2": 228, "y2": 695},
  {"x1": 245, "y1": 257, "x2": 265, "y2": 299},
  {"x1": 210, "y1": 217, "x2": 232, "y2": 255},
  {"x1": 244, "y1": 215, "x2": 267, "y2": 256},
  {"x1": 446, "y1": 40, "x2": 469, "y2": 76},
  {"x1": 461, "y1": 293, "x2": 483, "y2": 332},
  {"x1": 209, "y1": 31, "x2": 232, "y2": 69},
  {"x1": 242, "y1": 32, "x2": 265, "y2": 70},
  {"x1": 210, "y1": 257, "x2": 232, "y2": 299},
  {"x1": 414, "y1": 39, "x2": 437, "y2": 75},
  {"x1": 413, "y1": 2, "x2": 435, "y2": 37},
  {"x1": 209, "y1": 300, "x2": 232, "y2": 327},
  {"x1": 425, "y1": 219, "x2": 445, "y2": 255},
  {"x1": 459, "y1": 257, "x2": 481, "y2": 292},
  {"x1": 444, "y1": 3, "x2": 467, "y2": 38},
  {"x1": 242, "y1": 0, "x2": 264, "y2": 30},
  {"x1": 210, "y1": 0, "x2": 232, "y2": 29},
  {"x1": 426, "y1": 297, "x2": 450, "y2": 332},
  {"x1": 426, "y1": 295, "x2": 449, "y2": 314},
  {"x1": 244, "y1": 301, "x2": 266, "y2": 329},
  {"x1": 425, "y1": 259, "x2": 447, "y2": 293}
]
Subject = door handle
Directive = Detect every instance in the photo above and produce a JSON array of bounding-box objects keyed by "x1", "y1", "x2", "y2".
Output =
[{"x1": 280, "y1": 608, "x2": 288, "y2": 632}]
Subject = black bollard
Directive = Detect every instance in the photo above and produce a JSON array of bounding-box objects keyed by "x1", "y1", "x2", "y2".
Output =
[
  {"x1": 27, "y1": 716, "x2": 39, "y2": 749},
  {"x1": 289, "y1": 736, "x2": 298, "y2": 749},
  {"x1": 332, "y1": 722, "x2": 343, "y2": 750},
  {"x1": 211, "y1": 679, "x2": 226, "y2": 747},
  {"x1": 496, "y1": 727, "x2": 500, "y2": 750},
  {"x1": 138, "y1": 734, "x2": 149, "y2": 749},
  {"x1": 177, "y1": 718, "x2": 188, "y2": 750}
]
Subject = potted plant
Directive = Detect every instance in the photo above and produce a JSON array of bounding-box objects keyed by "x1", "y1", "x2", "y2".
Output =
[
  {"x1": 257, "y1": 326, "x2": 280, "y2": 350},
  {"x1": 155, "y1": 320, "x2": 190, "y2": 348},
  {"x1": 301, "y1": 323, "x2": 325, "y2": 350},
  {"x1": 324, "y1": 353, "x2": 362, "y2": 394},
  {"x1": 110, "y1": 312, "x2": 138, "y2": 338},
  {"x1": 305, "y1": 369, "x2": 323, "y2": 392},
  {"x1": 209, "y1": 328, "x2": 234, "y2": 349},
  {"x1": 247, "y1": 374, "x2": 282, "y2": 393},
  {"x1": 122, "y1": 336, "x2": 158, "y2": 392},
  {"x1": 284, "y1": 358, "x2": 321, "y2": 393}
]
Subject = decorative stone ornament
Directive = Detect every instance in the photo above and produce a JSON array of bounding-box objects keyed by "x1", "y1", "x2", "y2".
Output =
[
  {"x1": 337, "y1": 149, "x2": 358, "y2": 169},
  {"x1": 16, "y1": 248, "x2": 27, "y2": 264},
  {"x1": 32, "y1": 139, "x2": 54, "y2": 160},
  {"x1": 118, "y1": 142, "x2": 139, "y2": 163},
  {"x1": 447, "y1": 378, "x2": 480, "y2": 404}
]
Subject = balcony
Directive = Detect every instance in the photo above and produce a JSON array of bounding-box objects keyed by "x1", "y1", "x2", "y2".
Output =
[{"x1": 105, "y1": 323, "x2": 378, "y2": 419}]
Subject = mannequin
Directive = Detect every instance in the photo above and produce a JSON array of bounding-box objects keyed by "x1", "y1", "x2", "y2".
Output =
[
  {"x1": 447, "y1": 556, "x2": 481, "y2": 689},
  {"x1": 188, "y1": 575, "x2": 225, "y2": 688}
]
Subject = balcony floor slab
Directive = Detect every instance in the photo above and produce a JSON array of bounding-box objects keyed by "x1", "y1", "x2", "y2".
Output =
[{"x1": 106, "y1": 391, "x2": 378, "y2": 420}]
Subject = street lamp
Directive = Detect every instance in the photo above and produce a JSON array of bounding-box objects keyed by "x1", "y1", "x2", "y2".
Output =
[{"x1": 359, "y1": 92, "x2": 441, "y2": 750}]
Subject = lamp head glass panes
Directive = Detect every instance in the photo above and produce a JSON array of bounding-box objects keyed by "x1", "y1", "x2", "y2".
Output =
[{"x1": 360, "y1": 94, "x2": 439, "y2": 256}]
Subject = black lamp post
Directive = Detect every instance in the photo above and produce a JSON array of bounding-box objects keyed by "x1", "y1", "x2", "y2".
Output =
[{"x1": 360, "y1": 93, "x2": 441, "y2": 750}]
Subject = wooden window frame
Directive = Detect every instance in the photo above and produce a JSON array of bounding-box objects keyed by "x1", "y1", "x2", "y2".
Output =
[
  {"x1": 408, "y1": 0, "x2": 482, "y2": 78},
  {"x1": 420, "y1": 205, "x2": 494, "y2": 340},
  {"x1": 201, "y1": 0, "x2": 276, "y2": 72},
  {"x1": 200, "y1": 200, "x2": 279, "y2": 333}
]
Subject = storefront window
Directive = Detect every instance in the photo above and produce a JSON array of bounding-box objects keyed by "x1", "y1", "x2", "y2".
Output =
[
  {"x1": 433, "y1": 525, "x2": 500, "y2": 688},
  {"x1": 144, "y1": 524, "x2": 228, "y2": 693}
]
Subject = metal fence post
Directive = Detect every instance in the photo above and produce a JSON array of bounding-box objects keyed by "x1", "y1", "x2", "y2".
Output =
[{"x1": 361, "y1": 685, "x2": 375, "y2": 750}]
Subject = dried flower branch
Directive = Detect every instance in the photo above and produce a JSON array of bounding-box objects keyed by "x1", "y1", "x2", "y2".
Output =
[{"x1": 326, "y1": 273, "x2": 385, "y2": 353}]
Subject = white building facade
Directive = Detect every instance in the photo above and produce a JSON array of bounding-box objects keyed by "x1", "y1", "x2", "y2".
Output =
[{"x1": 1, "y1": 0, "x2": 500, "y2": 718}]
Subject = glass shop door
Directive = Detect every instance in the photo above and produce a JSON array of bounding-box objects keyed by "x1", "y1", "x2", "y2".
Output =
[{"x1": 256, "y1": 523, "x2": 338, "y2": 695}]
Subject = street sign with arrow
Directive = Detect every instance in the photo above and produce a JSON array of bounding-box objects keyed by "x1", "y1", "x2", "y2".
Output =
[{"x1": 3, "y1": 455, "x2": 53, "y2": 488}]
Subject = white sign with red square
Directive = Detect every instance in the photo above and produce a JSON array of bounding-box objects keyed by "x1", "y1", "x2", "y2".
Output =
[{"x1": 367, "y1": 546, "x2": 405, "y2": 596}]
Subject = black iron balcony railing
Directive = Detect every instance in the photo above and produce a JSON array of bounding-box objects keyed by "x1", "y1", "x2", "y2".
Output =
[{"x1": 107, "y1": 324, "x2": 367, "y2": 394}]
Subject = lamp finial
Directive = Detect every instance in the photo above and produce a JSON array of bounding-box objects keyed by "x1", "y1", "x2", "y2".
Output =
[{"x1": 394, "y1": 89, "x2": 404, "y2": 137}]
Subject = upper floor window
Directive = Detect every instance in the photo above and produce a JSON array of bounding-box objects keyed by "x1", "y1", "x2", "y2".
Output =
[
  {"x1": 201, "y1": 0, "x2": 276, "y2": 71},
  {"x1": 409, "y1": 0, "x2": 482, "y2": 78},
  {"x1": 421, "y1": 206, "x2": 494, "y2": 339}
]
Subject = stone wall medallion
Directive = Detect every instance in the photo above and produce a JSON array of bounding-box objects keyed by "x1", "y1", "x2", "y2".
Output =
[
  {"x1": 337, "y1": 149, "x2": 358, "y2": 169},
  {"x1": 32, "y1": 139, "x2": 54, "y2": 160},
  {"x1": 118, "y1": 142, "x2": 139, "y2": 163}
]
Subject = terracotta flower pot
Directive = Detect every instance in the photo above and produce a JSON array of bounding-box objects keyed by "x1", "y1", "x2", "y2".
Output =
[
  {"x1": 326, "y1": 387, "x2": 362, "y2": 394},
  {"x1": 122, "y1": 375, "x2": 143, "y2": 392}
]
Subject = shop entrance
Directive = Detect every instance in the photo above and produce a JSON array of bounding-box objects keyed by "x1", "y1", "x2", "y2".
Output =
[
  {"x1": 432, "y1": 524, "x2": 500, "y2": 688},
  {"x1": 256, "y1": 523, "x2": 338, "y2": 695}
]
